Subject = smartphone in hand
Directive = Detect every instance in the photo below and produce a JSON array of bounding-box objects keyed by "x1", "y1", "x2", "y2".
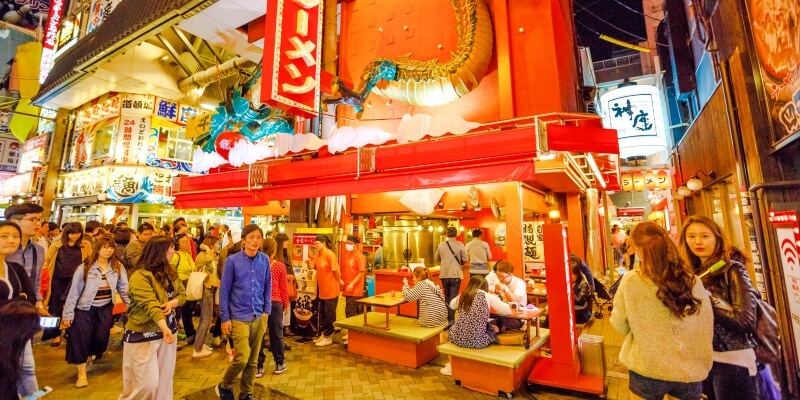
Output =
[{"x1": 39, "y1": 316, "x2": 60, "y2": 329}]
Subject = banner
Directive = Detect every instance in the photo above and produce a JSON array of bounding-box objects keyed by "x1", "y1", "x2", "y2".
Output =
[
  {"x1": 523, "y1": 221, "x2": 545, "y2": 263},
  {"x1": 0, "y1": 136, "x2": 21, "y2": 172},
  {"x1": 261, "y1": 0, "x2": 323, "y2": 118},
  {"x1": 87, "y1": 0, "x2": 122, "y2": 33}
]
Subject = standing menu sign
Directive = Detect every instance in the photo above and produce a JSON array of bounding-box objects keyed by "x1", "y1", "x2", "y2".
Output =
[{"x1": 769, "y1": 210, "x2": 800, "y2": 362}]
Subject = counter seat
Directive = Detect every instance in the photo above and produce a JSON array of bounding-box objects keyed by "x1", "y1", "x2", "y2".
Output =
[
  {"x1": 438, "y1": 328, "x2": 550, "y2": 397},
  {"x1": 335, "y1": 313, "x2": 444, "y2": 368}
]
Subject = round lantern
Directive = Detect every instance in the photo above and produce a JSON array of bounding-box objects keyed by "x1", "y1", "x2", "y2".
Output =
[
  {"x1": 644, "y1": 171, "x2": 657, "y2": 191},
  {"x1": 620, "y1": 172, "x2": 633, "y2": 192},
  {"x1": 215, "y1": 130, "x2": 246, "y2": 160},
  {"x1": 632, "y1": 172, "x2": 645, "y2": 191},
  {"x1": 656, "y1": 170, "x2": 670, "y2": 190}
]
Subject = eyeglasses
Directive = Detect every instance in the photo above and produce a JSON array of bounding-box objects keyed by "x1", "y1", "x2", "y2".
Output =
[{"x1": 14, "y1": 217, "x2": 41, "y2": 224}]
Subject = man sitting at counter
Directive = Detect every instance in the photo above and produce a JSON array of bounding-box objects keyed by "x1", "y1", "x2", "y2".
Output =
[{"x1": 493, "y1": 260, "x2": 527, "y2": 332}]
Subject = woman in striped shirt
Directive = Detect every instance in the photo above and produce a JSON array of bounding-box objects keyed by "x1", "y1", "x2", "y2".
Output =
[
  {"x1": 62, "y1": 235, "x2": 130, "y2": 388},
  {"x1": 402, "y1": 267, "x2": 448, "y2": 328}
]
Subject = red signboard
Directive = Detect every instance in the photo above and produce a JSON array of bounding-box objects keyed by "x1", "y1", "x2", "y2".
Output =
[
  {"x1": 261, "y1": 0, "x2": 323, "y2": 118},
  {"x1": 293, "y1": 234, "x2": 318, "y2": 246},
  {"x1": 40, "y1": 0, "x2": 67, "y2": 84}
]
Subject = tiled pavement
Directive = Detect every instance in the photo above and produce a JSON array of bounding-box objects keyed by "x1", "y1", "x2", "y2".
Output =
[{"x1": 33, "y1": 308, "x2": 631, "y2": 400}]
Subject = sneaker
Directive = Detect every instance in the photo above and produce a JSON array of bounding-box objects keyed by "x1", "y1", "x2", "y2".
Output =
[
  {"x1": 192, "y1": 348, "x2": 213, "y2": 358},
  {"x1": 215, "y1": 384, "x2": 234, "y2": 400},
  {"x1": 203, "y1": 344, "x2": 214, "y2": 352},
  {"x1": 312, "y1": 335, "x2": 325, "y2": 343},
  {"x1": 110, "y1": 325, "x2": 123, "y2": 335},
  {"x1": 342, "y1": 334, "x2": 349, "y2": 341},
  {"x1": 212, "y1": 336, "x2": 222, "y2": 347},
  {"x1": 255, "y1": 367, "x2": 265, "y2": 378},
  {"x1": 314, "y1": 337, "x2": 333, "y2": 347},
  {"x1": 440, "y1": 362, "x2": 452, "y2": 376},
  {"x1": 239, "y1": 394, "x2": 253, "y2": 400},
  {"x1": 75, "y1": 377, "x2": 88, "y2": 388},
  {"x1": 274, "y1": 363, "x2": 288, "y2": 374}
]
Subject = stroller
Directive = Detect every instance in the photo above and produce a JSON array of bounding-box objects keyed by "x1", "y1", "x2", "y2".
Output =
[{"x1": 591, "y1": 275, "x2": 623, "y2": 319}]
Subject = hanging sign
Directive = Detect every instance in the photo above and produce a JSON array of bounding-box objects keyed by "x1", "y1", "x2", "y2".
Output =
[
  {"x1": 644, "y1": 171, "x2": 657, "y2": 191},
  {"x1": 632, "y1": 171, "x2": 645, "y2": 191},
  {"x1": 18, "y1": 134, "x2": 49, "y2": 173},
  {"x1": 522, "y1": 221, "x2": 545, "y2": 264},
  {"x1": 0, "y1": 137, "x2": 22, "y2": 172},
  {"x1": 121, "y1": 94, "x2": 155, "y2": 115},
  {"x1": 87, "y1": 0, "x2": 123, "y2": 33},
  {"x1": 39, "y1": 0, "x2": 66, "y2": 84},
  {"x1": 261, "y1": 0, "x2": 323, "y2": 118},
  {"x1": 620, "y1": 172, "x2": 633, "y2": 192},
  {"x1": 656, "y1": 170, "x2": 670, "y2": 190},
  {"x1": 154, "y1": 97, "x2": 179, "y2": 122}
]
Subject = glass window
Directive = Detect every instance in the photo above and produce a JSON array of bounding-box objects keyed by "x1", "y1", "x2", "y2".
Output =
[
  {"x1": 156, "y1": 126, "x2": 193, "y2": 162},
  {"x1": 92, "y1": 123, "x2": 116, "y2": 159},
  {"x1": 701, "y1": 179, "x2": 747, "y2": 253}
]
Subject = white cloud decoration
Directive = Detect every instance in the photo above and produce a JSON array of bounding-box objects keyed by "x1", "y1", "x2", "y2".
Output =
[
  {"x1": 327, "y1": 125, "x2": 393, "y2": 154},
  {"x1": 228, "y1": 141, "x2": 276, "y2": 167},
  {"x1": 272, "y1": 132, "x2": 327, "y2": 156},
  {"x1": 191, "y1": 148, "x2": 227, "y2": 173}
]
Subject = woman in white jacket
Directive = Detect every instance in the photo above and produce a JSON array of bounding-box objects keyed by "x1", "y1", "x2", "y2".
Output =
[{"x1": 611, "y1": 222, "x2": 713, "y2": 400}]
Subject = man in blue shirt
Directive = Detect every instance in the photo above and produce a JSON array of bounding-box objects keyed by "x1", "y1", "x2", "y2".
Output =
[{"x1": 216, "y1": 225, "x2": 271, "y2": 400}]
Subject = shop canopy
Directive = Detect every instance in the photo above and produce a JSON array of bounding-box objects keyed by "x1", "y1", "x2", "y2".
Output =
[{"x1": 172, "y1": 114, "x2": 620, "y2": 209}]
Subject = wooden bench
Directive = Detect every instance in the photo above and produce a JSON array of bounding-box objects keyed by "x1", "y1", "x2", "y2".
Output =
[
  {"x1": 334, "y1": 312, "x2": 444, "y2": 368},
  {"x1": 438, "y1": 328, "x2": 550, "y2": 398}
]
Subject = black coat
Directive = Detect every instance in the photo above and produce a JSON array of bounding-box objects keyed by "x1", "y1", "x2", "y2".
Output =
[
  {"x1": 1, "y1": 261, "x2": 35, "y2": 306},
  {"x1": 703, "y1": 261, "x2": 757, "y2": 352}
]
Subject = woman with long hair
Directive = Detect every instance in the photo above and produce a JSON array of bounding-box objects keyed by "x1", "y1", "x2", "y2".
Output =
[
  {"x1": 256, "y1": 237, "x2": 290, "y2": 376},
  {"x1": 611, "y1": 222, "x2": 713, "y2": 400},
  {"x1": 120, "y1": 235, "x2": 185, "y2": 400},
  {"x1": 402, "y1": 267, "x2": 448, "y2": 328},
  {"x1": 171, "y1": 233, "x2": 197, "y2": 344},
  {"x1": 448, "y1": 275, "x2": 511, "y2": 349},
  {"x1": 42, "y1": 221, "x2": 92, "y2": 345},
  {"x1": 62, "y1": 235, "x2": 130, "y2": 388},
  {"x1": 192, "y1": 236, "x2": 220, "y2": 358},
  {"x1": 679, "y1": 216, "x2": 760, "y2": 400},
  {"x1": 0, "y1": 300, "x2": 40, "y2": 400},
  {"x1": 0, "y1": 222, "x2": 34, "y2": 304}
]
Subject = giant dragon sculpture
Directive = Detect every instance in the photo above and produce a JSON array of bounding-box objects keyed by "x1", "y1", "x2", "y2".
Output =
[{"x1": 324, "y1": 0, "x2": 494, "y2": 118}]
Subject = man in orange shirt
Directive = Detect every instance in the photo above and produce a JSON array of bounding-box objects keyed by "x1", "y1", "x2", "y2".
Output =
[
  {"x1": 310, "y1": 235, "x2": 341, "y2": 347},
  {"x1": 341, "y1": 235, "x2": 366, "y2": 344}
]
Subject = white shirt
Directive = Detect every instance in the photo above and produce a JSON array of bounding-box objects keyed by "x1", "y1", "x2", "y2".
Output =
[
  {"x1": 499, "y1": 275, "x2": 527, "y2": 306},
  {"x1": 449, "y1": 289, "x2": 512, "y2": 315},
  {"x1": 485, "y1": 271, "x2": 499, "y2": 289}
]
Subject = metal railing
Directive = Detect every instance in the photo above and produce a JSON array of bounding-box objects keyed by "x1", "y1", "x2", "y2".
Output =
[{"x1": 593, "y1": 54, "x2": 642, "y2": 71}]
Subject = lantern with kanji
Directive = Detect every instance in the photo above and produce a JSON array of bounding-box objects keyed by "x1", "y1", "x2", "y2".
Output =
[
  {"x1": 645, "y1": 171, "x2": 657, "y2": 191},
  {"x1": 621, "y1": 172, "x2": 633, "y2": 192},
  {"x1": 633, "y1": 171, "x2": 645, "y2": 191},
  {"x1": 656, "y1": 170, "x2": 670, "y2": 190}
]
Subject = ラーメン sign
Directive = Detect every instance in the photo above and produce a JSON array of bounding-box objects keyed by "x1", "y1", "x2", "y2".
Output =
[{"x1": 261, "y1": 0, "x2": 323, "y2": 118}]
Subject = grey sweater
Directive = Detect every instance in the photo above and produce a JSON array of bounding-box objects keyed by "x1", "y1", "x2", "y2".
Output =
[{"x1": 610, "y1": 270, "x2": 714, "y2": 383}]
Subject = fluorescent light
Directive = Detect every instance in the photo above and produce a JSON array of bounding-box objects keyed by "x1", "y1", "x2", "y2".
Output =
[
  {"x1": 200, "y1": 103, "x2": 216, "y2": 111},
  {"x1": 586, "y1": 153, "x2": 606, "y2": 188}
]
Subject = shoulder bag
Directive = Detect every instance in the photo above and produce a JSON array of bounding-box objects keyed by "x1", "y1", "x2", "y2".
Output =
[
  {"x1": 445, "y1": 241, "x2": 465, "y2": 266},
  {"x1": 727, "y1": 262, "x2": 781, "y2": 364},
  {"x1": 185, "y1": 253, "x2": 207, "y2": 301}
]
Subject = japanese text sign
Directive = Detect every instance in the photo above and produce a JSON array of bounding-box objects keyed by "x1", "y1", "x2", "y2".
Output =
[
  {"x1": 262, "y1": 0, "x2": 323, "y2": 118},
  {"x1": 522, "y1": 221, "x2": 546, "y2": 264}
]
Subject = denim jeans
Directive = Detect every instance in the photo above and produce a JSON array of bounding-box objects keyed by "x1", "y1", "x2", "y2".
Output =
[
  {"x1": 629, "y1": 370, "x2": 703, "y2": 400},
  {"x1": 441, "y1": 278, "x2": 461, "y2": 322},
  {"x1": 194, "y1": 286, "x2": 216, "y2": 352},
  {"x1": 344, "y1": 295, "x2": 363, "y2": 318},
  {"x1": 258, "y1": 302, "x2": 285, "y2": 368},
  {"x1": 17, "y1": 340, "x2": 38, "y2": 397}
]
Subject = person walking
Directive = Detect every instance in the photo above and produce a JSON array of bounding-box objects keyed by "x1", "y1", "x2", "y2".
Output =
[
  {"x1": 402, "y1": 267, "x2": 448, "y2": 328},
  {"x1": 436, "y1": 227, "x2": 466, "y2": 324},
  {"x1": 309, "y1": 235, "x2": 341, "y2": 347},
  {"x1": 465, "y1": 229, "x2": 491, "y2": 278},
  {"x1": 625, "y1": 229, "x2": 636, "y2": 270},
  {"x1": 679, "y1": 216, "x2": 760, "y2": 400},
  {"x1": 62, "y1": 235, "x2": 131, "y2": 388},
  {"x1": 42, "y1": 222, "x2": 92, "y2": 345},
  {"x1": 171, "y1": 233, "x2": 197, "y2": 344},
  {"x1": 215, "y1": 225, "x2": 271, "y2": 400},
  {"x1": 611, "y1": 225, "x2": 625, "y2": 268},
  {"x1": 256, "y1": 237, "x2": 289, "y2": 376},
  {"x1": 612, "y1": 221, "x2": 713, "y2": 400},
  {"x1": 341, "y1": 235, "x2": 366, "y2": 344},
  {"x1": 125, "y1": 222, "x2": 155, "y2": 276},
  {"x1": 0, "y1": 300, "x2": 40, "y2": 400},
  {"x1": 120, "y1": 235, "x2": 185, "y2": 400},
  {"x1": 192, "y1": 236, "x2": 220, "y2": 359}
]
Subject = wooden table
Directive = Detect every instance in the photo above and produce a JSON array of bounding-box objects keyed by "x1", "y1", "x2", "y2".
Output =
[
  {"x1": 526, "y1": 282, "x2": 548, "y2": 307},
  {"x1": 356, "y1": 292, "x2": 408, "y2": 330},
  {"x1": 503, "y1": 308, "x2": 544, "y2": 349}
]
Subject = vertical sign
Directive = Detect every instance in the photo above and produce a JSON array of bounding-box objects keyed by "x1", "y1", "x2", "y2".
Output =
[
  {"x1": 87, "y1": 0, "x2": 122, "y2": 33},
  {"x1": 0, "y1": 137, "x2": 22, "y2": 172},
  {"x1": 262, "y1": 0, "x2": 323, "y2": 118},
  {"x1": 39, "y1": 0, "x2": 66, "y2": 84},
  {"x1": 769, "y1": 211, "x2": 800, "y2": 363},
  {"x1": 523, "y1": 221, "x2": 545, "y2": 265}
]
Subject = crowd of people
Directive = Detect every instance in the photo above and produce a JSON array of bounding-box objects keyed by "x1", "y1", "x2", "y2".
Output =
[{"x1": 0, "y1": 201, "x2": 782, "y2": 400}]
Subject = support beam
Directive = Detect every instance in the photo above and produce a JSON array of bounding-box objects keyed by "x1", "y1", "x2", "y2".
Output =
[
  {"x1": 157, "y1": 33, "x2": 193, "y2": 76},
  {"x1": 172, "y1": 27, "x2": 210, "y2": 69}
]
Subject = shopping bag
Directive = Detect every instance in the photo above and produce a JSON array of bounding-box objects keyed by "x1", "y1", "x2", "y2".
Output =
[{"x1": 186, "y1": 271, "x2": 208, "y2": 301}]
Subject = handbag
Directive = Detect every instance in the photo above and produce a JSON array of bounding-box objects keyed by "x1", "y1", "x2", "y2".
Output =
[
  {"x1": 726, "y1": 262, "x2": 781, "y2": 365},
  {"x1": 287, "y1": 275, "x2": 298, "y2": 301},
  {"x1": 186, "y1": 270, "x2": 208, "y2": 301}
]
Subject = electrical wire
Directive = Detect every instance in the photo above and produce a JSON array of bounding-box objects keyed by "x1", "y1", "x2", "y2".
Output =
[
  {"x1": 611, "y1": 0, "x2": 662, "y2": 21},
  {"x1": 573, "y1": 3, "x2": 669, "y2": 47}
]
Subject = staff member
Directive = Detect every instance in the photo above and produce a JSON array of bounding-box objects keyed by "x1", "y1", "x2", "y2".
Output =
[{"x1": 310, "y1": 235, "x2": 340, "y2": 347}]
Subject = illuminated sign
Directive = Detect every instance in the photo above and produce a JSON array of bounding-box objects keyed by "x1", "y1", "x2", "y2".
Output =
[
  {"x1": 87, "y1": 0, "x2": 122, "y2": 33},
  {"x1": 39, "y1": 0, "x2": 66, "y2": 84},
  {"x1": 1, "y1": 172, "x2": 35, "y2": 197},
  {"x1": 618, "y1": 168, "x2": 671, "y2": 192},
  {"x1": 60, "y1": 166, "x2": 174, "y2": 204},
  {"x1": 261, "y1": 0, "x2": 323, "y2": 118},
  {"x1": 0, "y1": 137, "x2": 21, "y2": 172},
  {"x1": 523, "y1": 221, "x2": 545, "y2": 264},
  {"x1": 19, "y1": 134, "x2": 49, "y2": 173},
  {"x1": 600, "y1": 85, "x2": 667, "y2": 159}
]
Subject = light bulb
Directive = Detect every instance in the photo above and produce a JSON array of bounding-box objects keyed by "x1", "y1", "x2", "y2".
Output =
[
  {"x1": 428, "y1": 226, "x2": 434, "y2": 232},
  {"x1": 677, "y1": 185, "x2": 692, "y2": 197},
  {"x1": 686, "y1": 177, "x2": 703, "y2": 191},
  {"x1": 673, "y1": 192, "x2": 684, "y2": 201}
]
